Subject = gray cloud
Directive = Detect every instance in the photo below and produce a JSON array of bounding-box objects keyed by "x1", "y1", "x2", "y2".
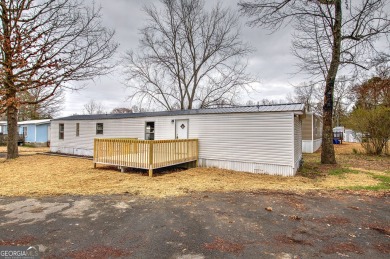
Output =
[{"x1": 62, "y1": 0, "x2": 303, "y2": 116}]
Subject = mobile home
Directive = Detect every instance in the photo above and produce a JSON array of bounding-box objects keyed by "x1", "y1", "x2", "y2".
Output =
[
  {"x1": 18, "y1": 119, "x2": 51, "y2": 145},
  {"x1": 0, "y1": 119, "x2": 51, "y2": 145},
  {"x1": 333, "y1": 126, "x2": 359, "y2": 143},
  {"x1": 51, "y1": 104, "x2": 305, "y2": 176},
  {"x1": 302, "y1": 112, "x2": 322, "y2": 153}
]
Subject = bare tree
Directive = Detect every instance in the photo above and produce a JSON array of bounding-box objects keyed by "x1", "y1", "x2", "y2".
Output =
[
  {"x1": 287, "y1": 77, "x2": 354, "y2": 122},
  {"x1": 371, "y1": 53, "x2": 390, "y2": 78},
  {"x1": 124, "y1": 0, "x2": 254, "y2": 111},
  {"x1": 239, "y1": 0, "x2": 390, "y2": 164},
  {"x1": 130, "y1": 105, "x2": 149, "y2": 113},
  {"x1": 0, "y1": 0, "x2": 117, "y2": 159},
  {"x1": 18, "y1": 88, "x2": 65, "y2": 120},
  {"x1": 84, "y1": 100, "x2": 105, "y2": 115},
  {"x1": 286, "y1": 82, "x2": 322, "y2": 113},
  {"x1": 332, "y1": 77, "x2": 355, "y2": 126},
  {"x1": 111, "y1": 107, "x2": 133, "y2": 114}
]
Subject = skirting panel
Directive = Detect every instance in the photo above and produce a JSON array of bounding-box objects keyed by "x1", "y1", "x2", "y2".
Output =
[
  {"x1": 294, "y1": 154, "x2": 302, "y2": 174},
  {"x1": 302, "y1": 140, "x2": 314, "y2": 153},
  {"x1": 198, "y1": 158, "x2": 295, "y2": 176},
  {"x1": 302, "y1": 139, "x2": 322, "y2": 153},
  {"x1": 313, "y1": 139, "x2": 322, "y2": 152},
  {"x1": 51, "y1": 146, "x2": 93, "y2": 157}
]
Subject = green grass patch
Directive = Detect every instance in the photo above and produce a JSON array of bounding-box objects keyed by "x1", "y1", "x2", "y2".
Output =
[
  {"x1": 372, "y1": 175, "x2": 390, "y2": 186},
  {"x1": 297, "y1": 162, "x2": 323, "y2": 179},
  {"x1": 328, "y1": 168, "x2": 360, "y2": 176},
  {"x1": 344, "y1": 174, "x2": 390, "y2": 191}
]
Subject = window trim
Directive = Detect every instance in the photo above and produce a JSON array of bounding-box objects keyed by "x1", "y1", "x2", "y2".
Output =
[
  {"x1": 96, "y1": 123, "x2": 104, "y2": 135},
  {"x1": 59, "y1": 123, "x2": 64, "y2": 140},
  {"x1": 145, "y1": 121, "x2": 155, "y2": 140}
]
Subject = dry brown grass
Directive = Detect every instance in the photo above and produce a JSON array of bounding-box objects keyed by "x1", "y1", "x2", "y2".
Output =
[
  {"x1": 0, "y1": 143, "x2": 388, "y2": 197},
  {"x1": 302, "y1": 143, "x2": 390, "y2": 173},
  {"x1": 0, "y1": 146, "x2": 49, "y2": 155}
]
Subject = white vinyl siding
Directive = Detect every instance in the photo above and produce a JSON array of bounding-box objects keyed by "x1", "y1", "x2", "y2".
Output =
[
  {"x1": 51, "y1": 111, "x2": 300, "y2": 176},
  {"x1": 302, "y1": 113, "x2": 323, "y2": 153},
  {"x1": 293, "y1": 115, "x2": 302, "y2": 172}
]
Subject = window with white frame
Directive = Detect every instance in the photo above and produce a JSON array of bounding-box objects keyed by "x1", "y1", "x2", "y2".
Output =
[
  {"x1": 145, "y1": 122, "x2": 155, "y2": 140},
  {"x1": 59, "y1": 124, "x2": 64, "y2": 139},
  {"x1": 96, "y1": 123, "x2": 103, "y2": 135}
]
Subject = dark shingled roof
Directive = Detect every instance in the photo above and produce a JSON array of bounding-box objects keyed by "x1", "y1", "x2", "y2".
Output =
[{"x1": 54, "y1": 103, "x2": 305, "y2": 121}]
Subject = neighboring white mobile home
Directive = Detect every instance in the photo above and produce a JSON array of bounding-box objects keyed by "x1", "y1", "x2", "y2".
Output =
[
  {"x1": 51, "y1": 104, "x2": 305, "y2": 176},
  {"x1": 333, "y1": 127, "x2": 359, "y2": 143},
  {"x1": 302, "y1": 112, "x2": 322, "y2": 153}
]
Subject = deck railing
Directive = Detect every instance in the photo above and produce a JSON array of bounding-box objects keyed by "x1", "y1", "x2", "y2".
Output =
[{"x1": 93, "y1": 138, "x2": 199, "y2": 176}]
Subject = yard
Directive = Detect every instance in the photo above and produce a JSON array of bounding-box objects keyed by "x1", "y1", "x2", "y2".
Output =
[{"x1": 0, "y1": 143, "x2": 389, "y2": 197}]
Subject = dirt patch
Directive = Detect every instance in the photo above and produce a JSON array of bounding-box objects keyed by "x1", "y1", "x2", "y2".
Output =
[
  {"x1": 283, "y1": 196, "x2": 307, "y2": 211},
  {"x1": 274, "y1": 235, "x2": 312, "y2": 246},
  {"x1": 311, "y1": 215, "x2": 351, "y2": 225},
  {"x1": 64, "y1": 245, "x2": 132, "y2": 259},
  {"x1": 289, "y1": 215, "x2": 302, "y2": 221},
  {"x1": 203, "y1": 237, "x2": 244, "y2": 254},
  {"x1": 322, "y1": 242, "x2": 364, "y2": 255},
  {"x1": 374, "y1": 243, "x2": 390, "y2": 254},
  {"x1": 0, "y1": 235, "x2": 37, "y2": 246},
  {"x1": 366, "y1": 224, "x2": 390, "y2": 235}
]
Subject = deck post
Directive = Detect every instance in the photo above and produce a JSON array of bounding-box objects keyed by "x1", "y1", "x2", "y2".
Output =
[
  {"x1": 195, "y1": 140, "x2": 199, "y2": 167},
  {"x1": 93, "y1": 139, "x2": 97, "y2": 169},
  {"x1": 149, "y1": 141, "x2": 154, "y2": 177}
]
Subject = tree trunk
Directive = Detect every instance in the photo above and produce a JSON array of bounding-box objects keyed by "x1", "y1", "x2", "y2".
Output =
[
  {"x1": 321, "y1": 0, "x2": 342, "y2": 164},
  {"x1": 7, "y1": 101, "x2": 19, "y2": 159}
]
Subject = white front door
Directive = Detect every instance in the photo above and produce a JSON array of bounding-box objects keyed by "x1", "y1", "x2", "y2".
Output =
[{"x1": 175, "y1": 119, "x2": 189, "y2": 139}]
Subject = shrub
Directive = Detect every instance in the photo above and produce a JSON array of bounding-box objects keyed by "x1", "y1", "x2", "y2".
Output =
[{"x1": 346, "y1": 106, "x2": 390, "y2": 155}]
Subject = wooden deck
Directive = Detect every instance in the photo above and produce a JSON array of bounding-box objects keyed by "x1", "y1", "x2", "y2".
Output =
[{"x1": 93, "y1": 138, "x2": 199, "y2": 176}]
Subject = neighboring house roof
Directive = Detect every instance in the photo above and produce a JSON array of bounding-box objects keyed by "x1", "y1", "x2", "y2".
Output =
[
  {"x1": 333, "y1": 126, "x2": 345, "y2": 132},
  {"x1": 18, "y1": 119, "x2": 51, "y2": 125},
  {"x1": 54, "y1": 103, "x2": 305, "y2": 121}
]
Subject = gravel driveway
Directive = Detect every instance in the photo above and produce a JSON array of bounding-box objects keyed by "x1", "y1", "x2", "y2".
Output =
[{"x1": 0, "y1": 191, "x2": 389, "y2": 258}]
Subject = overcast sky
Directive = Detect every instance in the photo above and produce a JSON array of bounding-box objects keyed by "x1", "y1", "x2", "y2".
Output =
[{"x1": 62, "y1": 0, "x2": 305, "y2": 116}]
